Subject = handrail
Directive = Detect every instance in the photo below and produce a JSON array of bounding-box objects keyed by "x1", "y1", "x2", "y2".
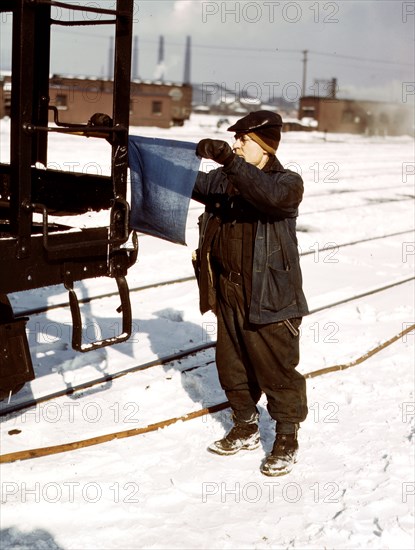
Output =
[{"x1": 32, "y1": 199, "x2": 131, "y2": 253}]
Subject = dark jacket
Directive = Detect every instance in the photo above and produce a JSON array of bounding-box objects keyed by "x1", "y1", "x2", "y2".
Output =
[{"x1": 192, "y1": 155, "x2": 309, "y2": 324}]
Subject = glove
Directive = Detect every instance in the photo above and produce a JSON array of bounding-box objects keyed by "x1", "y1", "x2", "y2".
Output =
[{"x1": 196, "y1": 139, "x2": 235, "y2": 166}]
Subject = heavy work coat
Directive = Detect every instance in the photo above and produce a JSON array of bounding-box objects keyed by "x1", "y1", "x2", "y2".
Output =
[{"x1": 192, "y1": 154, "x2": 309, "y2": 325}]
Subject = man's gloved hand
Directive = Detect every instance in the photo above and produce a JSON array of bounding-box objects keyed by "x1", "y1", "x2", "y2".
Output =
[{"x1": 196, "y1": 139, "x2": 235, "y2": 166}]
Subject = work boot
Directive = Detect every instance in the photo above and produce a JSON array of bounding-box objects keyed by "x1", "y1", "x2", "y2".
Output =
[
  {"x1": 260, "y1": 431, "x2": 298, "y2": 477},
  {"x1": 208, "y1": 412, "x2": 260, "y2": 455}
]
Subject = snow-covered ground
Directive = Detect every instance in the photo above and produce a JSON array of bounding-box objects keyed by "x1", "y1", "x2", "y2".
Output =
[{"x1": 0, "y1": 114, "x2": 414, "y2": 549}]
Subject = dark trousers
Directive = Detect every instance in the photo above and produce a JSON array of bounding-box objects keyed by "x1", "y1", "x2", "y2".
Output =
[{"x1": 215, "y1": 275, "x2": 308, "y2": 429}]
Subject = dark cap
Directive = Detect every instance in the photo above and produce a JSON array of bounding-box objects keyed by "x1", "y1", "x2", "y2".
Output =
[
  {"x1": 227, "y1": 110, "x2": 283, "y2": 133},
  {"x1": 228, "y1": 110, "x2": 283, "y2": 154}
]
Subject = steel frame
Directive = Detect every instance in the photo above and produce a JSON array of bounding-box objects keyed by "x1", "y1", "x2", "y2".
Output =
[{"x1": 0, "y1": 0, "x2": 137, "y2": 397}]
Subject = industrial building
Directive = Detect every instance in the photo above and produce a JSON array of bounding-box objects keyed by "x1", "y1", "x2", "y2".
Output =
[
  {"x1": 299, "y1": 95, "x2": 414, "y2": 136},
  {"x1": 0, "y1": 34, "x2": 193, "y2": 129},
  {"x1": 0, "y1": 73, "x2": 192, "y2": 129}
]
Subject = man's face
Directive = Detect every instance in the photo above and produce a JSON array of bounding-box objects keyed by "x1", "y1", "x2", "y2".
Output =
[{"x1": 232, "y1": 133, "x2": 268, "y2": 167}]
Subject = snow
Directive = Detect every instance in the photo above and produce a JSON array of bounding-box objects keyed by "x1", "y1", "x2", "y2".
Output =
[{"x1": 0, "y1": 114, "x2": 414, "y2": 550}]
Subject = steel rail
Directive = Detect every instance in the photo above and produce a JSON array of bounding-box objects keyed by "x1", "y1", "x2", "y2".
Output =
[
  {"x1": 1, "y1": 276, "x2": 413, "y2": 417},
  {"x1": 0, "y1": 342, "x2": 216, "y2": 416},
  {"x1": 185, "y1": 183, "x2": 415, "y2": 211},
  {"x1": 1, "y1": 322, "x2": 413, "y2": 464},
  {"x1": 305, "y1": 183, "x2": 414, "y2": 199},
  {"x1": 14, "y1": 228, "x2": 414, "y2": 318},
  {"x1": 301, "y1": 195, "x2": 414, "y2": 216}
]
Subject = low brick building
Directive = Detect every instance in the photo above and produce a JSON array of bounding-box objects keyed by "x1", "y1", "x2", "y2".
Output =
[
  {"x1": 1, "y1": 75, "x2": 192, "y2": 129},
  {"x1": 299, "y1": 96, "x2": 413, "y2": 136}
]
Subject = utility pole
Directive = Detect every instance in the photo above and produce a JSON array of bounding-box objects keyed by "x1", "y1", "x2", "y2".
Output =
[{"x1": 302, "y1": 50, "x2": 308, "y2": 97}]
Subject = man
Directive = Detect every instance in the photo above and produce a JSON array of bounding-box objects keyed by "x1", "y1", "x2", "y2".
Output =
[{"x1": 192, "y1": 110, "x2": 308, "y2": 476}]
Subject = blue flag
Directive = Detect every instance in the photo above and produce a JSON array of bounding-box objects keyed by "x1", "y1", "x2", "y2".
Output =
[{"x1": 128, "y1": 135, "x2": 201, "y2": 245}]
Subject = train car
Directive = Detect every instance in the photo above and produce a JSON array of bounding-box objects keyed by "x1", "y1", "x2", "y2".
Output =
[{"x1": 0, "y1": 0, "x2": 137, "y2": 399}]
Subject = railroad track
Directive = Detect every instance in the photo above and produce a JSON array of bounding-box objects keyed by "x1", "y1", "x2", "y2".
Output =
[
  {"x1": 1, "y1": 321, "x2": 413, "y2": 464},
  {"x1": 305, "y1": 182, "x2": 414, "y2": 199},
  {"x1": 2, "y1": 274, "x2": 413, "y2": 417},
  {"x1": 300, "y1": 195, "x2": 414, "y2": 216},
  {"x1": 185, "y1": 182, "x2": 414, "y2": 209},
  {"x1": 1, "y1": 228, "x2": 413, "y2": 458},
  {"x1": 15, "y1": 228, "x2": 414, "y2": 318},
  {"x1": 186, "y1": 183, "x2": 415, "y2": 216}
]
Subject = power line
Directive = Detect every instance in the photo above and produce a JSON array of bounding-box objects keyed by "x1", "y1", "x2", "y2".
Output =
[
  {"x1": 309, "y1": 49, "x2": 413, "y2": 67},
  {"x1": 155, "y1": 40, "x2": 414, "y2": 67},
  {"x1": 3, "y1": 17, "x2": 412, "y2": 68},
  {"x1": 2, "y1": 22, "x2": 413, "y2": 70},
  {"x1": 19, "y1": 23, "x2": 415, "y2": 68},
  {"x1": 143, "y1": 41, "x2": 415, "y2": 68}
]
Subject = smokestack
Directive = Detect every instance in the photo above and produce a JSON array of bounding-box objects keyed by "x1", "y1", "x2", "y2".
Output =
[
  {"x1": 132, "y1": 35, "x2": 139, "y2": 80},
  {"x1": 330, "y1": 78, "x2": 338, "y2": 99},
  {"x1": 108, "y1": 37, "x2": 114, "y2": 79},
  {"x1": 183, "y1": 36, "x2": 191, "y2": 85},
  {"x1": 157, "y1": 35, "x2": 165, "y2": 81}
]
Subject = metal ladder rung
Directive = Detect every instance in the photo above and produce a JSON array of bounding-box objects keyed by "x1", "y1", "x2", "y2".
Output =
[
  {"x1": 35, "y1": 0, "x2": 125, "y2": 17},
  {"x1": 66, "y1": 276, "x2": 132, "y2": 352}
]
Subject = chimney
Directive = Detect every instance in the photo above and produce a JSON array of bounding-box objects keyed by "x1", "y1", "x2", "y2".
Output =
[
  {"x1": 330, "y1": 78, "x2": 338, "y2": 99},
  {"x1": 183, "y1": 36, "x2": 191, "y2": 85},
  {"x1": 157, "y1": 35, "x2": 165, "y2": 81},
  {"x1": 132, "y1": 35, "x2": 139, "y2": 80},
  {"x1": 108, "y1": 37, "x2": 114, "y2": 79}
]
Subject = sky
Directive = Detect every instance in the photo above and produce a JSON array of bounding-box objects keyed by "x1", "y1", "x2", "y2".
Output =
[{"x1": 0, "y1": 0, "x2": 414, "y2": 103}]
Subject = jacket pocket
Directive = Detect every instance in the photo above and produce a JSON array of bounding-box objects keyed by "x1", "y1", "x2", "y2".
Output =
[{"x1": 261, "y1": 265, "x2": 296, "y2": 312}]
